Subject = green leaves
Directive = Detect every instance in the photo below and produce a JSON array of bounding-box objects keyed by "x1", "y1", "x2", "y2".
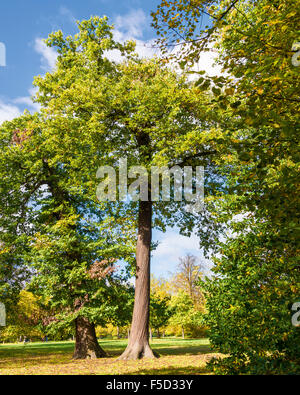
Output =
[{"x1": 152, "y1": 0, "x2": 300, "y2": 374}]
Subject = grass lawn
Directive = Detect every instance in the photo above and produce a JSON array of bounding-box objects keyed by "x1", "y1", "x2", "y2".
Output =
[{"x1": 0, "y1": 338, "x2": 220, "y2": 375}]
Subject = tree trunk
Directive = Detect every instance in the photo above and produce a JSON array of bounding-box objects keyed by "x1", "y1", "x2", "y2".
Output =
[
  {"x1": 182, "y1": 327, "x2": 185, "y2": 339},
  {"x1": 157, "y1": 328, "x2": 160, "y2": 338},
  {"x1": 118, "y1": 200, "x2": 158, "y2": 360},
  {"x1": 73, "y1": 316, "x2": 107, "y2": 359},
  {"x1": 117, "y1": 326, "x2": 120, "y2": 339}
]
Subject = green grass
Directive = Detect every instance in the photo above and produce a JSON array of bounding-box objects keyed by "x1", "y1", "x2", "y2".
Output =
[{"x1": 0, "y1": 338, "x2": 220, "y2": 375}]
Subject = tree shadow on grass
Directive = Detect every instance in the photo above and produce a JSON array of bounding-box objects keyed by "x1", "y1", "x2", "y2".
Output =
[
  {"x1": 127, "y1": 365, "x2": 211, "y2": 375},
  {"x1": 0, "y1": 340, "x2": 213, "y2": 370},
  {"x1": 0, "y1": 342, "x2": 74, "y2": 357},
  {"x1": 107, "y1": 344, "x2": 212, "y2": 358},
  {"x1": 154, "y1": 345, "x2": 212, "y2": 357}
]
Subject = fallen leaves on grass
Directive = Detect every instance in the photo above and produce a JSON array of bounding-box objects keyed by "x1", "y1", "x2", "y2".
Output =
[{"x1": 0, "y1": 339, "x2": 221, "y2": 375}]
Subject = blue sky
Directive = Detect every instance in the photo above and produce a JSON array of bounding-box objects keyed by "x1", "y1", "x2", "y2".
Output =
[
  {"x1": 0, "y1": 1, "x2": 215, "y2": 278},
  {"x1": 0, "y1": 0, "x2": 161, "y2": 117}
]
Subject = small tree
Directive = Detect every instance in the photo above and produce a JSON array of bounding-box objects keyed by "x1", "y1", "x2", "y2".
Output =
[
  {"x1": 169, "y1": 291, "x2": 203, "y2": 339},
  {"x1": 150, "y1": 294, "x2": 172, "y2": 338}
]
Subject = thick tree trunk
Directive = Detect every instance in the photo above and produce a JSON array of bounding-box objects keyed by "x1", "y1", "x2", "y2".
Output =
[
  {"x1": 73, "y1": 316, "x2": 107, "y2": 359},
  {"x1": 118, "y1": 200, "x2": 158, "y2": 360}
]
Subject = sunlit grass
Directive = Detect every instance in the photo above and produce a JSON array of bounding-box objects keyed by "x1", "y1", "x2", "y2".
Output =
[{"x1": 0, "y1": 338, "x2": 220, "y2": 375}]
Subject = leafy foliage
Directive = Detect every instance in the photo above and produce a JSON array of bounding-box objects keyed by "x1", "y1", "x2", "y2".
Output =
[
  {"x1": 150, "y1": 294, "x2": 172, "y2": 334},
  {"x1": 152, "y1": 0, "x2": 300, "y2": 374},
  {"x1": 169, "y1": 291, "x2": 204, "y2": 338}
]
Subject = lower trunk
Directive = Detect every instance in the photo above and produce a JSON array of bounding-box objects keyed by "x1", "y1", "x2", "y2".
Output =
[
  {"x1": 117, "y1": 326, "x2": 120, "y2": 339},
  {"x1": 182, "y1": 327, "x2": 185, "y2": 339},
  {"x1": 73, "y1": 316, "x2": 107, "y2": 359},
  {"x1": 157, "y1": 329, "x2": 160, "y2": 338},
  {"x1": 118, "y1": 200, "x2": 158, "y2": 360}
]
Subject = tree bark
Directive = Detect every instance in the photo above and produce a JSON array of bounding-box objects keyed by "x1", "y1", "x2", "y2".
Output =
[
  {"x1": 118, "y1": 200, "x2": 158, "y2": 360},
  {"x1": 73, "y1": 316, "x2": 107, "y2": 359},
  {"x1": 182, "y1": 327, "x2": 185, "y2": 339},
  {"x1": 157, "y1": 328, "x2": 160, "y2": 338}
]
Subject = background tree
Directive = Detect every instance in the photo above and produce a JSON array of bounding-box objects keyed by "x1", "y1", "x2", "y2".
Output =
[
  {"x1": 0, "y1": 123, "x2": 33, "y2": 326},
  {"x1": 0, "y1": 238, "x2": 30, "y2": 321},
  {"x1": 150, "y1": 294, "x2": 172, "y2": 338},
  {"x1": 0, "y1": 290, "x2": 46, "y2": 343},
  {"x1": 0, "y1": 108, "x2": 136, "y2": 359},
  {"x1": 151, "y1": 275, "x2": 173, "y2": 300},
  {"x1": 169, "y1": 291, "x2": 203, "y2": 339},
  {"x1": 172, "y1": 253, "x2": 205, "y2": 306}
]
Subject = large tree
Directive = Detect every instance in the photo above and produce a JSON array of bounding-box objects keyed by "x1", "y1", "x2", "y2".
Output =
[
  {"x1": 30, "y1": 16, "x2": 222, "y2": 359},
  {"x1": 0, "y1": 110, "x2": 136, "y2": 359}
]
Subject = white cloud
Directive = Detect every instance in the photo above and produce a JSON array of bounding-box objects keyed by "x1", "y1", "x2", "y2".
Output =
[
  {"x1": 153, "y1": 232, "x2": 199, "y2": 259},
  {"x1": 193, "y1": 48, "x2": 224, "y2": 77},
  {"x1": 13, "y1": 87, "x2": 40, "y2": 112},
  {"x1": 34, "y1": 38, "x2": 58, "y2": 71},
  {"x1": 151, "y1": 229, "x2": 212, "y2": 277},
  {"x1": 0, "y1": 87, "x2": 41, "y2": 126},
  {"x1": 114, "y1": 9, "x2": 147, "y2": 39},
  {"x1": 0, "y1": 100, "x2": 21, "y2": 125},
  {"x1": 105, "y1": 9, "x2": 158, "y2": 63},
  {"x1": 33, "y1": 9, "x2": 221, "y2": 77},
  {"x1": 107, "y1": 37, "x2": 157, "y2": 63},
  {"x1": 59, "y1": 6, "x2": 76, "y2": 25},
  {"x1": 169, "y1": 41, "x2": 225, "y2": 80},
  {"x1": 33, "y1": 10, "x2": 156, "y2": 68},
  {"x1": 107, "y1": 9, "x2": 223, "y2": 79}
]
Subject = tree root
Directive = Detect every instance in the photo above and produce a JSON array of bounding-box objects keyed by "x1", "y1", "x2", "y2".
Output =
[{"x1": 117, "y1": 342, "x2": 159, "y2": 361}]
